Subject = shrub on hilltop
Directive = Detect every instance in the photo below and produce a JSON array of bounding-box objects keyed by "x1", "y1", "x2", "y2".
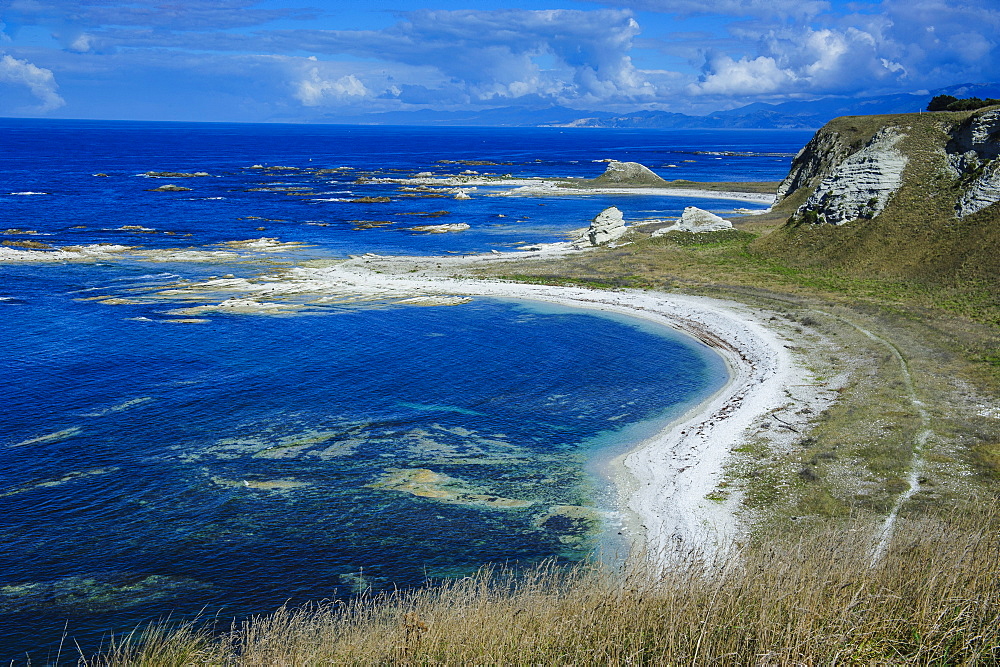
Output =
[{"x1": 927, "y1": 94, "x2": 1000, "y2": 112}]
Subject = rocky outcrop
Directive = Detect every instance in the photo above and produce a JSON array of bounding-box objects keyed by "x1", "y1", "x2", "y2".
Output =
[
  {"x1": 794, "y1": 127, "x2": 908, "y2": 225},
  {"x1": 778, "y1": 106, "x2": 1000, "y2": 225},
  {"x1": 409, "y1": 223, "x2": 470, "y2": 233},
  {"x1": 651, "y1": 207, "x2": 733, "y2": 236},
  {"x1": 591, "y1": 161, "x2": 668, "y2": 187},
  {"x1": 144, "y1": 171, "x2": 210, "y2": 178},
  {"x1": 147, "y1": 184, "x2": 192, "y2": 192},
  {"x1": 776, "y1": 130, "x2": 858, "y2": 201},
  {"x1": 578, "y1": 206, "x2": 628, "y2": 246},
  {"x1": 946, "y1": 109, "x2": 1000, "y2": 217}
]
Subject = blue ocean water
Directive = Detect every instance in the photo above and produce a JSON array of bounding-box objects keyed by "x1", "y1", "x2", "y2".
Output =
[{"x1": 0, "y1": 120, "x2": 809, "y2": 659}]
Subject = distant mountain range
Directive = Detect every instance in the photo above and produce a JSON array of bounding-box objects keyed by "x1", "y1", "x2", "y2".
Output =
[{"x1": 325, "y1": 83, "x2": 1000, "y2": 130}]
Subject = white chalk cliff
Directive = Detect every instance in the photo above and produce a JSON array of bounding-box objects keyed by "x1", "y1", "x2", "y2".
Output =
[
  {"x1": 794, "y1": 127, "x2": 908, "y2": 225},
  {"x1": 947, "y1": 109, "x2": 1000, "y2": 217},
  {"x1": 778, "y1": 105, "x2": 1000, "y2": 225}
]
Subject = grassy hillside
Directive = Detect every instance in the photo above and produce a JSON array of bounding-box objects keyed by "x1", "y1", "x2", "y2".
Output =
[{"x1": 758, "y1": 110, "x2": 1000, "y2": 325}]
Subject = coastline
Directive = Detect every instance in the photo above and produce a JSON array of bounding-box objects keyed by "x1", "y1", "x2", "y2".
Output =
[
  {"x1": 0, "y1": 237, "x2": 824, "y2": 560},
  {"x1": 281, "y1": 255, "x2": 826, "y2": 561}
]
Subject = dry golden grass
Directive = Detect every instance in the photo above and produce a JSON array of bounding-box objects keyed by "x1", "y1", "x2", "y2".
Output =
[{"x1": 85, "y1": 502, "x2": 1000, "y2": 665}]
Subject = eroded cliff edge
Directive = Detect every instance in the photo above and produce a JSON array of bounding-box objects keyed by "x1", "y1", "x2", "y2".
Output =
[{"x1": 776, "y1": 106, "x2": 1000, "y2": 224}]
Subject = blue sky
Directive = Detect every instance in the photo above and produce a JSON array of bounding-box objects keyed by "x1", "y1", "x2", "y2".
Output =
[{"x1": 0, "y1": 0, "x2": 997, "y2": 121}]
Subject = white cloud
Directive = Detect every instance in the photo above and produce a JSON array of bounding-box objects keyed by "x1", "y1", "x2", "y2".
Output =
[
  {"x1": 0, "y1": 54, "x2": 65, "y2": 111},
  {"x1": 369, "y1": 9, "x2": 657, "y2": 103},
  {"x1": 689, "y1": 54, "x2": 794, "y2": 95},
  {"x1": 295, "y1": 69, "x2": 369, "y2": 106},
  {"x1": 590, "y1": 0, "x2": 830, "y2": 21},
  {"x1": 689, "y1": 24, "x2": 910, "y2": 98},
  {"x1": 90, "y1": 9, "x2": 658, "y2": 106}
]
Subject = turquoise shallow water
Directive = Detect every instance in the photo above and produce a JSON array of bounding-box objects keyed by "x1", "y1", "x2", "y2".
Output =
[{"x1": 0, "y1": 120, "x2": 805, "y2": 659}]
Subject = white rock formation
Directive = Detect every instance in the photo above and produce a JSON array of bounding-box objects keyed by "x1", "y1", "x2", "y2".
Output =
[
  {"x1": 409, "y1": 223, "x2": 470, "y2": 233},
  {"x1": 796, "y1": 127, "x2": 908, "y2": 225},
  {"x1": 652, "y1": 207, "x2": 733, "y2": 237},
  {"x1": 776, "y1": 130, "x2": 855, "y2": 202},
  {"x1": 947, "y1": 109, "x2": 1000, "y2": 217},
  {"x1": 578, "y1": 206, "x2": 628, "y2": 246}
]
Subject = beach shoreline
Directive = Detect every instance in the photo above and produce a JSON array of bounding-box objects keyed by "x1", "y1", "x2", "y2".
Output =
[
  {"x1": 284, "y1": 254, "x2": 831, "y2": 561},
  {"x1": 0, "y1": 235, "x2": 827, "y2": 561}
]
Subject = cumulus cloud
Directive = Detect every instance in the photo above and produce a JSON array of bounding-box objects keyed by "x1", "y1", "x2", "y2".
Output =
[
  {"x1": 0, "y1": 54, "x2": 65, "y2": 111},
  {"x1": 4, "y1": 0, "x2": 999, "y2": 117},
  {"x1": 691, "y1": 54, "x2": 793, "y2": 95},
  {"x1": 44, "y1": 8, "x2": 659, "y2": 106},
  {"x1": 295, "y1": 68, "x2": 370, "y2": 106},
  {"x1": 689, "y1": 25, "x2": 908, "y2": 97},
  {"x1": 240, "y1": 9, "x2": 658, "y2": 104},
  {"x1": 683, "y1": 0, "x2": 1000, "y2": 100}
]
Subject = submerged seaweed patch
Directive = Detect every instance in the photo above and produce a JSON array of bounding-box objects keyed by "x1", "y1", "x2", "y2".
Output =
[
  {"x1": 11, "y1": 426, "x2": 82, "y2": 448},
  {"x1": 0, "y1": 574, "x2": 210, "y2": 613},
  {"x1": 368, "y1": 468, "x2": 535, "y2": 509}
]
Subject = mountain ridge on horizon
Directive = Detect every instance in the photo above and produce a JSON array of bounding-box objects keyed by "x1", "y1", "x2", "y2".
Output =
[{"x1": 317, "y1": 83, "x2": 1000, "y2": 130}]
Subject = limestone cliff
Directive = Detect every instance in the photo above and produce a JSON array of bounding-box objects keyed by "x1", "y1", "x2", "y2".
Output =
[
  {"x1": 947, "y1": 109, "x2": 1000, "y2": 217},
  {"x1": 776, "y1": 106, "x2": 1000, "y2": 225}
]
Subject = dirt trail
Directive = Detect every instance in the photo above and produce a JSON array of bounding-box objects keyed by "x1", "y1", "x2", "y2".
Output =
[{"x1": 815, "y1": 310, "x2": 932, "y2": 565}]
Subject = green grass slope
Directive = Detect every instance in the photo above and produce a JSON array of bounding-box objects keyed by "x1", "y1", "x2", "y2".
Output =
[{"x1": 758, "y1": 109, "x2": 1000, "y2": 324}]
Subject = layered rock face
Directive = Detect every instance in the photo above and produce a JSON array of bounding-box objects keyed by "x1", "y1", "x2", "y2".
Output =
[
  {"x1": 790, "y1": 127, "x2": 908, "y2": 225},
  {"x1": 776, "y1": 130, "x2": 857, "y2": 201},
  {"x1": 778, "y1": 106, "x2": 1000, "y2": 225},
  {"x1": 579, "y1": 206, "x2": 628, "y2": 246},
  {"x1": 947, "y1": 109, "x2": 1000, "y2": 217}
]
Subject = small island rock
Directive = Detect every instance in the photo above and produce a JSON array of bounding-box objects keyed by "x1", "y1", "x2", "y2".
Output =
[
  {"x1": 591, "y1": 161, "x2": 668, "y2": 187},
  {"x1": 147, "y1": 184, "x2": 192, "y2": 192}
]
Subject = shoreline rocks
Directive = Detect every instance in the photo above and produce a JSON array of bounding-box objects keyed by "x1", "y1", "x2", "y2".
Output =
[
  {"x1": 651, "y1": 207, "x2": 733, "y2": 236},
  {"x1": 578, "y1": 206, "x2": 628, "y2": 246},
  {"x1": 409, "y1": 223, "x2": 470, "y2": 233}
]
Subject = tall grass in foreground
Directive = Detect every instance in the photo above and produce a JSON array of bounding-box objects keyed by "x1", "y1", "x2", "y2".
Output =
[{"x1": 88, "y1": 505, "x2": 1000, "y2": 664}]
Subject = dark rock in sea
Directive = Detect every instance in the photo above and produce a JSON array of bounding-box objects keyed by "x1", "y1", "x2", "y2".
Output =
[
  {"x1": 144, "y1": 171, "x2": 210, "y2": 178},
  {"x1": 2, "y1": 240, "x2": 52, "y2": 250},
  {"x1": 147, "y1": 184, "x2": 193, "y2": 192},
  {"x1": 350, "y1": 196, "x2": 392, "y2": 203}
]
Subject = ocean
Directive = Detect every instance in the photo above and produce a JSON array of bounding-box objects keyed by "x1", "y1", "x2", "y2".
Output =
[{"x1": 0, "y1": 119, "x2": 811, "y2": 658}]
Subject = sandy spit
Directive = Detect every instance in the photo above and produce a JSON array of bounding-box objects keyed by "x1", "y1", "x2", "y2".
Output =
[
  {"x1": 289, "y1": 256, "x2": 820, "y2": 562},
  {"x1": 364, "y1": 175, "x2": 777, "y2": 204}
]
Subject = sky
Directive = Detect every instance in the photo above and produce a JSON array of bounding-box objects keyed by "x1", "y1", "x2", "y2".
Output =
[{"x1": 0, "y1": 0, "x2": 997, "y2": 122}]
